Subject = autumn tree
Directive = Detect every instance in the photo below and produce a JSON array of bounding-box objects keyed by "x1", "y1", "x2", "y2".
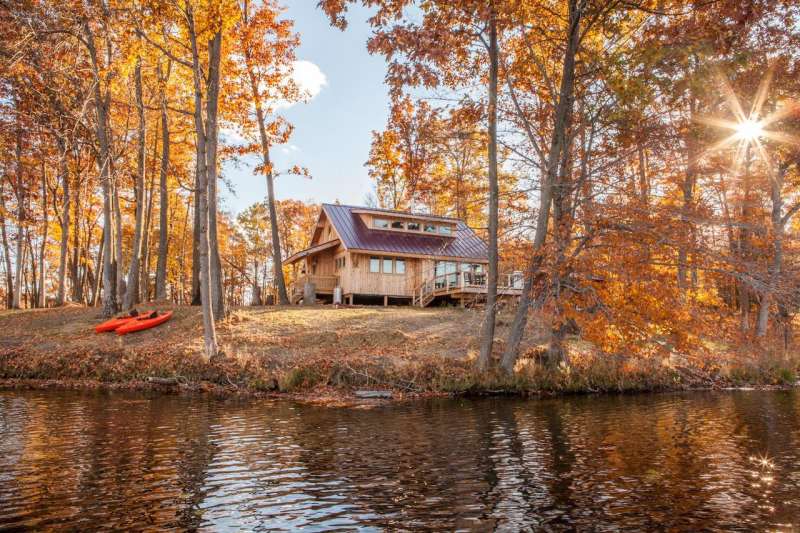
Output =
[{"x1": 230, "y1": 0, "x2": 301, "y2": 305}]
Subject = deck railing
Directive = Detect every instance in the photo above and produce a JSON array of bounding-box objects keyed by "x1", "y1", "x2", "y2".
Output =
[
  {"x1": 413, "y1": 271, "x2": 524, "y2": 306},
  {"x1": 290, "y1": 274, "x2": 339, "y2": 300}
]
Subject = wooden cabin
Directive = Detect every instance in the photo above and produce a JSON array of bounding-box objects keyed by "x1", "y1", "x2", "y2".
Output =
[{"x1": 285, "y1": 204, "x2": 523, "y2": 307}]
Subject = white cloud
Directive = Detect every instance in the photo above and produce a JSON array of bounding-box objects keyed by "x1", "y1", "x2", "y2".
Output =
[{"x1": 291, "y1": 60, "x2": 327, "y2": 101}]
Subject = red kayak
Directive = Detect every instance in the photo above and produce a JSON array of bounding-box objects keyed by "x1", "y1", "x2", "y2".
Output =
[
  {"x1": 116, "y1": 311, "x2": 173, "y2": 335},
  {"x1": 94, "y1": 311, "x2": 154, "y2": 333}
]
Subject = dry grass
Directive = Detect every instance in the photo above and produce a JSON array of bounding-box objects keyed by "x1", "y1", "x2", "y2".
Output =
[{"x1": 0, "y1": 303, "x2": 797, "y2": 400}]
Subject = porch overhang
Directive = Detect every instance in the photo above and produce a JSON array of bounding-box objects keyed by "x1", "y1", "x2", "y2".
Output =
[{"x1": 284, "y1": 239, "x2": 341, "y2": 265}]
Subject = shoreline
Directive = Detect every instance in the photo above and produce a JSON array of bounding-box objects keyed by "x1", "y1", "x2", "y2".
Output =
[{"x1": 2, "y1": 376, "x2": 797, "y2": 408}]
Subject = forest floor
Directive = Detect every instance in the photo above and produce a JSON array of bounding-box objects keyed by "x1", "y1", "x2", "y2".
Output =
[{"x1": 0, "y1": 303, "x2": 797, "y2": 405}]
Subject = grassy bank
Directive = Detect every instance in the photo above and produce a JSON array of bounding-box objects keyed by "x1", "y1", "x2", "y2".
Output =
[{"x1": 0, "y1": 304, "x2": 797, "y2": 402}]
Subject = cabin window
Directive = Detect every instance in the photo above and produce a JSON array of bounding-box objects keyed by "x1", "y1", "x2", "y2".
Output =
[
  {"x1": 383, "y1": 257, "x2": 393, "y2": 273},
  {"x1": 423, "y1": 223, "x2": 437, "y2": 233},
  {"x1": 460, "y1": 263, "x2": 484, "y2": 273},
  {"x1": 335, "y1": 257, "x2": 346, "y2": 271},
  {"x1": 438, "y1": 225, "x2": 453, "y2": 235},
  {"x1": 435, "y1": 261, "x2": 457, "y2": 288},
  {"x1": 395, "y1": 259, "x2": 406, "y2": 274},
  {"x1": 391, "y1": 220, "x2": 405, "y2": 230},
  {"x1": 373, "y1": 218, "x2": 390, "y2": 229},
  {"x1": 369, "y1": 256, "x2": 380, "y2": 273},
  {"x1": 407, "y1": 221, "x2": 420, "y2": 231}
]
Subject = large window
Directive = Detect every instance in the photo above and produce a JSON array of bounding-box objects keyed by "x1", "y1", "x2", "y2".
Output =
[
  {"x1": 424, "y1": 223, "x2": 437, "y2": 233},
  {"x1": 460, "y1": 263, "x2": 485, "y2": 285},
  {"x1": 438, "y1": 225, "x2": 453, "y2": 235},
  {"x1": 373, "y1": 218, "x2": 390, "y2": 229},
  {"x1": 435, "y1": 261, "x2": 457, "y2": 288},
  {"x1": 407, "y1": 221, "x2": 420, "y2": 231},
  {"x1": 391, "y1": 220, "x2": 405, "y2": 229},
  {"x1": 368, "y1": 256, "x2": 407, "y2": 275}
]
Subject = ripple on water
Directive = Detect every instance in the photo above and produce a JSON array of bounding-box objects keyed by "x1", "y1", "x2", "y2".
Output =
[{"x1": 0, "y1": 390, "x2": 799, "y2": 531}]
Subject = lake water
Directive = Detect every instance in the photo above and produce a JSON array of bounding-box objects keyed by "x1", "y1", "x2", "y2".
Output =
[{"x1": 1, "y1": 389, "x2": 798, "y2": 531}]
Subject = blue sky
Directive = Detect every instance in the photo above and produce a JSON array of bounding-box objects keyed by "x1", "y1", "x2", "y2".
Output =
[{"x1": 220, "y1": 2, "x2": 388, "y2": 216}]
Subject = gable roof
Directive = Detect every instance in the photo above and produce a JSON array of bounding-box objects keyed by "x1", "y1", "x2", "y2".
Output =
[{"x1": 322, "y1": 203, "x2": 489, "y2": 261}]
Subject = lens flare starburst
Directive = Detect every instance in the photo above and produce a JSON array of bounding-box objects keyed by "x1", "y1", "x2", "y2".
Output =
[{"x1": 696, "y1": 68, "x2": 800, "y2": 171}]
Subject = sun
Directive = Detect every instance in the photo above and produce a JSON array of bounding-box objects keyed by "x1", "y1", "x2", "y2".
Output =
[
  {"x1": 695, "y1": 68, "x2": 799, "y2": 169},
  {"x1": 735, "y1": 118, "x2": 764, "y2": 141}
]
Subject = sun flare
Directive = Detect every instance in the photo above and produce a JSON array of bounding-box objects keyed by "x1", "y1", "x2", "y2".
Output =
[
  {"x1": 695, "y1": 68, "x2": 800, "y2": 170},
  {"x1": 735, "y1": 118, "x2": 764, "y2": 141}
]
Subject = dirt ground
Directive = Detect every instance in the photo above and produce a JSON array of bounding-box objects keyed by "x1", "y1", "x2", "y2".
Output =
[{"x1": 0, "y1": 303, "x2": 544, "y2": 362}]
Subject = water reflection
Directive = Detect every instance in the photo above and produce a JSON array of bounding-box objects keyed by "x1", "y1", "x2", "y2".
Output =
[{"x1": 0, "y1": 390, "x2": 798, "y2": 530}]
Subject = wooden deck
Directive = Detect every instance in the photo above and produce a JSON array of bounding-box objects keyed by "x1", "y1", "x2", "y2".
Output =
[
  {"x1": 290, "y1": 275, "x2": 338, "y2": 304},
  {"x1": 412, "y1": 271, "x2": 524, "y2": 307}
]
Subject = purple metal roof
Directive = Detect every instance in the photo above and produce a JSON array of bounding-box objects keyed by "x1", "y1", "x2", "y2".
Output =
[{"x1": 322, "y1": 203, "x2": 489, "y2": 261}]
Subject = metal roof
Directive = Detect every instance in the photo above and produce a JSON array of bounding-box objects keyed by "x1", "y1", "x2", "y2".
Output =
[{"x1": 322, "y1": 204, "x2": 489, "y2": 261}]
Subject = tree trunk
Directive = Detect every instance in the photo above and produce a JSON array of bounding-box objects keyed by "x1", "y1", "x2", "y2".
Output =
[
  {"x1": 739, "y1": 144, "x2": 753, "y2": 333},
  {"x1": 677, "y1": 95, "x2": 698, "y2": 290},
  {"x1": 242, "y1": 20, "x2": 290, "y2": 306},
  {"x1": 500, "y1": 0, "x2": 582, "y2": 374},
  {"x1": 251, "y1": 260, "x2": 262, "y2": 305},
  {"x1": 756, "y1": 164, "x2": 787, "y2": 338},
  {"x1": 83, "y1": 20, "x2": 118, "y2": 317},
  {"x1": 191, "y1": 160, "x2": 202, "y2": 304},
  {"x1": 140, "y1": 127, "x2": 158, "y2": 302},
  {"x1": 70, "y1": 162, "x2": 82, "y2": 302},
  {"x1": 205, "y1": 32, "x2": 225, "y2": 319},
  {"x1": 12, "y1": 122, "x2": 25, "y2": 309},
  {"x1": 123, "y1": 58, "x2": 146, "y2": 310},
  {"x1": 92, "y1": 230, "x2": 104, "y2": 307},
  {"x1": 155, "y1": 82, "x2": 170, "y2": 300},
  {"x1": 187, "y1": 5, "x2": 218, "y2": 360},
  {"x1": 0, "y1": 179, "x2": 13, "y2": 308},
  {"x1": 476, "y1": 3, "x2": 499, "y2": 372},
  {"x1": 38, "y1": 161, "x2": 48, "y2": 308},
  {"x1": 56, "y1": 140, "x2": 70, "y2": 306}
]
